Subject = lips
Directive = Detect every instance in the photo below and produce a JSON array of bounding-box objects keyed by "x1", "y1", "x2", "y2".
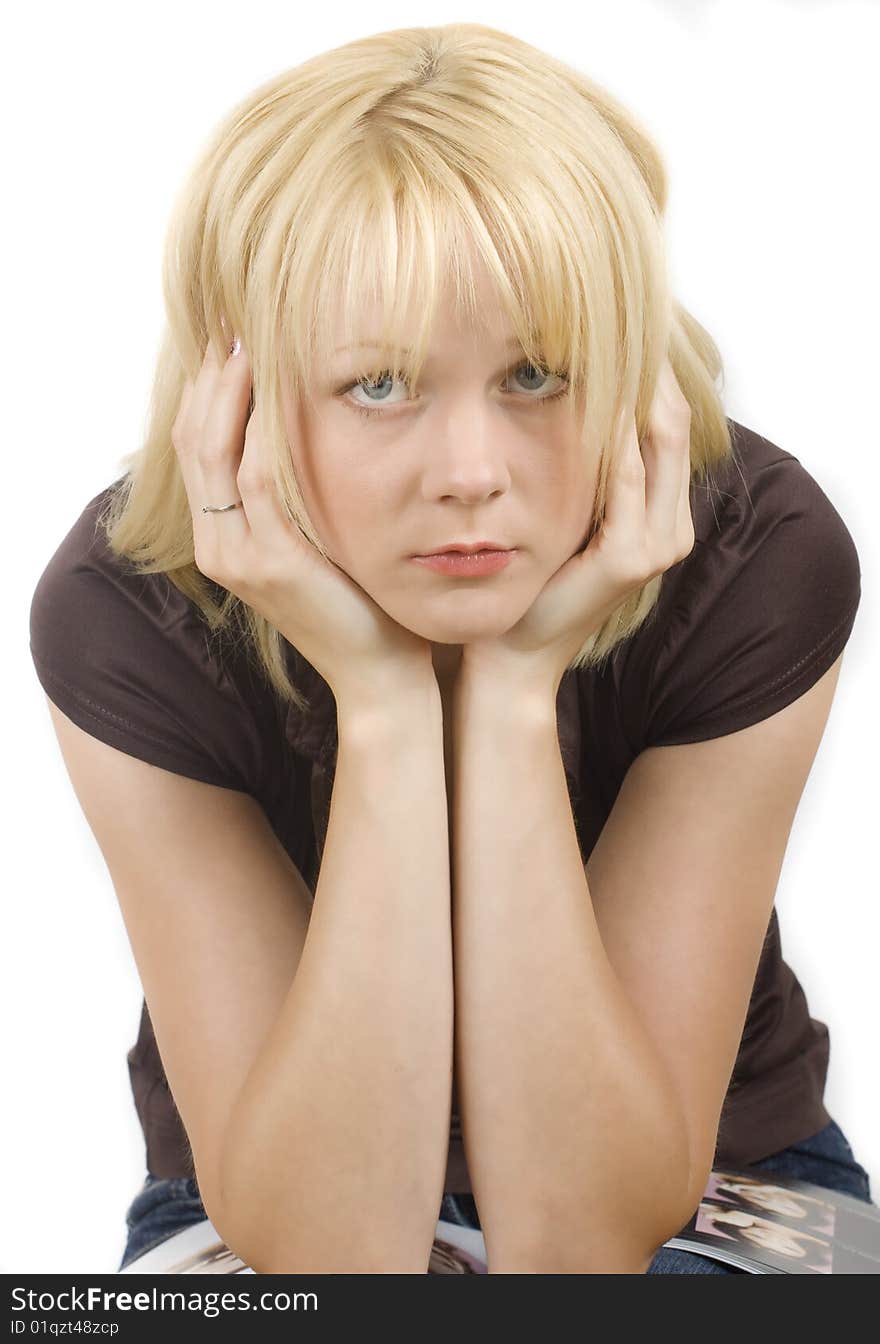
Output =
[
  {"x1": 411, "y1": 549, "x2": 517, "y2": 576},
  {"x1": 415, "y1": 542, "x2": 512, "y2": 556}
]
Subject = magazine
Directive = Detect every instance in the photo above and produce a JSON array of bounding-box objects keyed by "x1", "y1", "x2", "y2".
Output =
[
  {"x1": 660, "y1": 1165, "x2": 880, "y2": 1274},
  {"x1": 118, "y1": 1165, "x2": 880, "y2": 1275},
  {"x1": 117, "y1": 1216, "x2": 487, "y2": 1275}
]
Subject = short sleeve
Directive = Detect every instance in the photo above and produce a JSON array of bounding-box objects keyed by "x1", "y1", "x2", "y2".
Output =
[
  {"x1": 641, "y1": 449, "x2": 861, "y2": 749},
  {"x1": 29, "y1": 490, "x2": 265, "y2": 792}
]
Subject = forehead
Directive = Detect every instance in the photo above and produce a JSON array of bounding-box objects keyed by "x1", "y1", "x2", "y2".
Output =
[{"x1": 325, "y1": 259, "x2": 513, "y2": 353}]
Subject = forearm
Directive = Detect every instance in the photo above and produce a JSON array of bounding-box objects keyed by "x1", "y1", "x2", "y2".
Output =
[
  {"x1": 451, "y1": 676, "x2": 692, "y2": 1273},
  {"x1": 219, "y1": 683, "x2": 453, "y2": 1273}
]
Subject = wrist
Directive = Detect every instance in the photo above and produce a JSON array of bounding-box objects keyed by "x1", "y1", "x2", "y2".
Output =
[
  {"x1": 452, "y1": 662, "x2": 560, "y2": 727},
  {"x1": 336, "y1": 675, "x2": 445, "y2": 747}
]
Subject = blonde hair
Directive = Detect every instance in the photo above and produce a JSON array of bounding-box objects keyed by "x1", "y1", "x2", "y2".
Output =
[{"x1": 100, "y1": 22, "x2": 733, "y2": 713}]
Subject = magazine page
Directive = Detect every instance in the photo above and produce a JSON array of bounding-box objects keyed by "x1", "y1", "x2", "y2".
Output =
[
  {"x1": 118, "y1": 1168, "x2": 879, "y2": 1275},
  {"x1": 118, "y1": 1218, "x2": 254, "y2": 1275},
  {"x1": 118, "y1": 1217, "x2": 489, "y2": 1275},
  {"x1": 662, "y1": 1167, "x2": 880, "y2": 1275}
]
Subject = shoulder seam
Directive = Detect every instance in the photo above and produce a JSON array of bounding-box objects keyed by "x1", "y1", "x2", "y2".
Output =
[
  {"x1": 699, "y1": 596, "x2": 859, "y2": 719},
  {"x1": 33, "y1": 651, "x2": 248, "y2": 790}
]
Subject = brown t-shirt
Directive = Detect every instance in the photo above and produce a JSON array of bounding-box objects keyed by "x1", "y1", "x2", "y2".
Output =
[{"x1": 29, "y1": 418, "x2": 862, "y2": 1195}]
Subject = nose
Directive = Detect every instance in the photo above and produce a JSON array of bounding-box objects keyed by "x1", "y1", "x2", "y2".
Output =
[{"x1": 419, "y1": 400, "x2": 512, "y2": 504}]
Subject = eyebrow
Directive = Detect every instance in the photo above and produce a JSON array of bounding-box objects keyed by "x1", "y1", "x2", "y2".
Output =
[{"x1": 333, "y1": 336, "x2": 527, "y2": 355}]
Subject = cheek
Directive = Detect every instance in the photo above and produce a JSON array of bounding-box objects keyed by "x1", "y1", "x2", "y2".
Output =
[
  {"x1": 551, "y1": 462, "x2": 599, "y2": 551},
  {"x1": 291, "y1": 435, "x2": 369, "y2": 542},
  {"x1": 311, "y1": 481, "x2": 367, "y2": 555}
]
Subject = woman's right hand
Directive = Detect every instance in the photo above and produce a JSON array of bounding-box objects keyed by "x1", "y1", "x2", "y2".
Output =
[{"x1": 172, "y1": 335, "x2": 437, "y2": 712}]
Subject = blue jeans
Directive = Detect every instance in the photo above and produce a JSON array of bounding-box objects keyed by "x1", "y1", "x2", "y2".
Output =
[{"x1": 118, "y1": 1116, "x2": 874, "y2": 1273}]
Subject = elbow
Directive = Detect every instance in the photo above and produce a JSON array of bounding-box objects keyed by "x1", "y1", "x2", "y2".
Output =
[
  {"x1": 198, "y1": 1171, "x2": 300, "y2": 1274},
  {"x1": 643, "y1": 1140, "x2": 710, "y2": 1259},
  {"x1": 194, "y1": 1137, "x2": 278, "y2": 1274},
  {"x1": 202, "y1": 1150, "x2": 436, "y2": 1274},
  {"x1": 644, "y1": 1083, "x2": 706, "y2": 1241},
  {"x1": 196, "y1": 1169, "x2": 263, "y2": 1274}
]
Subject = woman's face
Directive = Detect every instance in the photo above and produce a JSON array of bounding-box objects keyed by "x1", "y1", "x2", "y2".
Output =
[
  {"x1": 282, "y1": 254, "x2": 600, "y2": 687},
  {"x1": 718, "y1": 1181, "x2": 808, "y2": 1218},
  {"x1": 741, "y1": 1225, "x2": 808, "y2": 1257}
]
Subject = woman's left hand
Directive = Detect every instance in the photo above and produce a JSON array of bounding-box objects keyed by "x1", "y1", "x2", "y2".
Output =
[{"x1": 459, "y1": 356, "x2": 696, "y2": 699}]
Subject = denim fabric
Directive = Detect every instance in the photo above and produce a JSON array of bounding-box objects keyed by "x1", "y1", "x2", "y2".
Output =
[
  {"x1": 119, "y1": 1175, "x2": 207, "y2": 1269},
  {"x1": 117, "y1": 1116, "x2": 874, "y2": 1273}
]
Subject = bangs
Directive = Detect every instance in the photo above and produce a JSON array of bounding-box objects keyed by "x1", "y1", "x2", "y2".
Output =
[{"x1": 275, "y1": 129, "x2": 648, "y2": 438}]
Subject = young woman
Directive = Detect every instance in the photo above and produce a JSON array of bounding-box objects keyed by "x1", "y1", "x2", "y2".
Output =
[{"x1": 29, "y1": 23, "x2": 873, "y2": 1274}]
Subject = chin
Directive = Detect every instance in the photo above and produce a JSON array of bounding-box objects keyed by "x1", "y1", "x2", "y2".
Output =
[{"x1": 394, "y1": 603, "x2": 528, "y2": 645}]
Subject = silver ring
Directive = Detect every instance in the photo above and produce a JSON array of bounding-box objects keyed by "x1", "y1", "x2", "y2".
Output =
[{"x1": 202, "y1": 500, "x2": 243, "y2": 513}]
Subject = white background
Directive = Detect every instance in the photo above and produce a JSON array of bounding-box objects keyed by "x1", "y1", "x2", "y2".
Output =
[{"x1": 4, "y1": 0, "x2": 878, "y2": 1273}]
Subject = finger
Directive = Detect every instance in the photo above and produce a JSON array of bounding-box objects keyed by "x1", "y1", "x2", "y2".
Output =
[
  {"x1": 677, "y1": 432, "x2": 695, "y2": 538},
  {"x1": 642, "y1": 415, "x2": 688, "y2": 538},
  {"x1": 172, "y1": 372, "x2": 209, "y2": 542},
  {"x1": 679, "y1": 410, "x2": 694, "y2": 505},
  {"x1": 643, "y1": 363, "x2": 692, "y2": 539},
  {"x1": 176, "y1": 374, "x2": 195, "y2": 429},
  {"x1": 172, "y1": 343, "x2": 225, "y2": 534},
  {"x1": 236, "y1": 393, "x2": 303, "y2": 554},
  {"x1": 197, "y1": 341, "x2": 253, "y2": 554},
  {"x1": 187, "y1": 337, "x2": 226, "y2": 439},
  {"x1": 599, "y1": 407, "x2": 646, "y2": 552},
  {"x1": 666, "y1": 356, "x2": 695, "y2": 525}
]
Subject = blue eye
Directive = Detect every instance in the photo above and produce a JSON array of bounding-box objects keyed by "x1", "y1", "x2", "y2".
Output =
[
  {"x1": 346, "y1": 371, "x2": 405, "y2": 416},
  {"x1": 338, "y1": 362, "x2": 569, "y2": 419}
]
